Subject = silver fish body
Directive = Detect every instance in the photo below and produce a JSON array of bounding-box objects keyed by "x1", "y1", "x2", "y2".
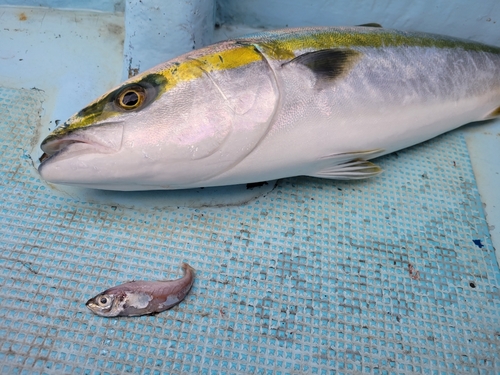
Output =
[
  {"x1": 39, "y1": 26, "x2": 500, "y2": 190},
  {"x1": 86, "y1": 263, "x2": 195, "y2": 317}
]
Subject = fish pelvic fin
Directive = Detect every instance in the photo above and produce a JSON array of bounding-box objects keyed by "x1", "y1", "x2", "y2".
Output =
[
  {"x1": 485, "y1": 105, "x2": 500, "y2": 120},
  {"x1": 311, "y1": 160, "x2": 383, "y2": 180},
  {"x1": 310, "y1": 149, "x2": 384, "y2": 180},
  {"x1": 282, "y1": 48, "x2": 362, "y2": 82}
]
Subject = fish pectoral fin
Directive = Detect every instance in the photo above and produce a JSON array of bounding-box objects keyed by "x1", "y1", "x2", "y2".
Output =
[
  {"x1": 310, "y1": 149, "x2": 385, "y2": 180},
  {"x1": 357, "y1": 23, "x2": 383, "y2": 28},
  {"x1": 283, "y1": 48, "x2": 361, "y2": 82},
  {"x1": 311, "y1": 159, "x2": 383, "y2": 180}
]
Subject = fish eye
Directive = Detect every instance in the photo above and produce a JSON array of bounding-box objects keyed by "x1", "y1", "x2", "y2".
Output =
[
  {"x1": 116, "y1": 85, "x2": 146, "y2": 110},
  {"x1": 97, "y1": 295, "x2": 111, "y2": 306}
]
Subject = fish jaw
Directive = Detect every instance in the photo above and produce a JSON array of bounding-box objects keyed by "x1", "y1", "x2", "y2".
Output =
[
  {"x1": 86, "y1": 263, "x2": 195, "y2": 317},
  {"x1": 40, "y1": 121, "x2": 125, "y2": 155},
  {"x1": 38, "y1": 122, "x2": 126, "y2": 186}
]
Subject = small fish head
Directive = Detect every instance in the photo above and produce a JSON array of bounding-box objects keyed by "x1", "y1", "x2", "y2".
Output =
[{"x1": 86, "y1": 291, "x2": 125, "y2": 317}]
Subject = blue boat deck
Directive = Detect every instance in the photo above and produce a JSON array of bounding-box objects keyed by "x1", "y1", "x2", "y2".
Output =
[{"x1": 0, "y1": 3, "x2": 499, "y2": 374}]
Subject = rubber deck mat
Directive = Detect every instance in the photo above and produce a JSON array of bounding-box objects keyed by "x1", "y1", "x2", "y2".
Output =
[{"x1": 0, "y1": 87, "x2": 499, "y2": 374}]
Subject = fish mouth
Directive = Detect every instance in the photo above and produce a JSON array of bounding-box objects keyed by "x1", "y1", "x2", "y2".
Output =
[{"x1": 39, "y1": 122, "x2": 124, "y2": 165}]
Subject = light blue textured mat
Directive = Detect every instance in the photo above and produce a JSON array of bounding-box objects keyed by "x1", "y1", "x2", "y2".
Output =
[{"x1": 1, "y1": 86, "x2": 499, "y2": 374}]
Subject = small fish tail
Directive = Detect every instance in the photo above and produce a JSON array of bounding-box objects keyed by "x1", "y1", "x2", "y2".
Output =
[{"x1": 181, "y1": 262, "x2": 195, "y2": 275}]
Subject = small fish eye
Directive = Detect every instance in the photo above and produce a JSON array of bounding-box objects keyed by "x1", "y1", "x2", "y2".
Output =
[
  {"x1": 116, "y1": 86, "x2": 145, "y2": 110},
  {"x1": 98, "y1": 296, "x2": 110, "y2": 306}
]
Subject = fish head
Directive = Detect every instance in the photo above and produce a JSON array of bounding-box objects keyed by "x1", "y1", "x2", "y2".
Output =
[
  {"x1": 85, "y1": 291, "x2": 125, "y2": 317},
  {"x1": 39, "y1": 42, "x2": 279, "y2": 190}
]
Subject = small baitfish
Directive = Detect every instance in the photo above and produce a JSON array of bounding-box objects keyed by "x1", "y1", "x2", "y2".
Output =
[
  {"x1": 86, "y1": 263, "x2": 195, "y2": 317},
  {"x1": 39, "y1": 26, "x2": 500, "y2": 190}
]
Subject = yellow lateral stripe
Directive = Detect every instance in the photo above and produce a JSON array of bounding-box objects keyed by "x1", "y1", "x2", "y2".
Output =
[
  {"x1": 242, "y1": 28, "x2": 500, "y2": 60},
  {"x1": 152, "y1": 44, "x2": 264, "y2": 94}
]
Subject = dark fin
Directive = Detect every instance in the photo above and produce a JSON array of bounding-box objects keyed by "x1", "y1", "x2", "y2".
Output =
[
  {"x1": 311, "y1": 160, "x2": 383, "y2": 180},
  {"x1": 485, "y1": 105, "x2": 500, "y2": 119},
  {"x1": 283, "y1": 49, "x2": 361, "y2": 81},
  {"x1": 357, "y1": 23, "x2": 383, "y2": 28}
]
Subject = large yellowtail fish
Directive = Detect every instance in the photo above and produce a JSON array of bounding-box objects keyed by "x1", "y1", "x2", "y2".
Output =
[{"x1": 39, "y1": 26, "x2": 500, "y2": 190}]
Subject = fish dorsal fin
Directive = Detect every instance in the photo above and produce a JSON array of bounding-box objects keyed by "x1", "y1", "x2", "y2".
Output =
[
  {"x1": 310, "y1": 149, "x2": 384, "y2": 180},
  {"x1": 283, "y1": 49, "x2": 361, "y2": 81},
  {"x1": 357, "y1": 23, "x2": 383, "y2": 28}
]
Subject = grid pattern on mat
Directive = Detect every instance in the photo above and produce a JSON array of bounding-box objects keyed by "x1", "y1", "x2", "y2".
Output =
[{"x1": 0, "y1": 87, "x2": 499, "y2": 374}]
